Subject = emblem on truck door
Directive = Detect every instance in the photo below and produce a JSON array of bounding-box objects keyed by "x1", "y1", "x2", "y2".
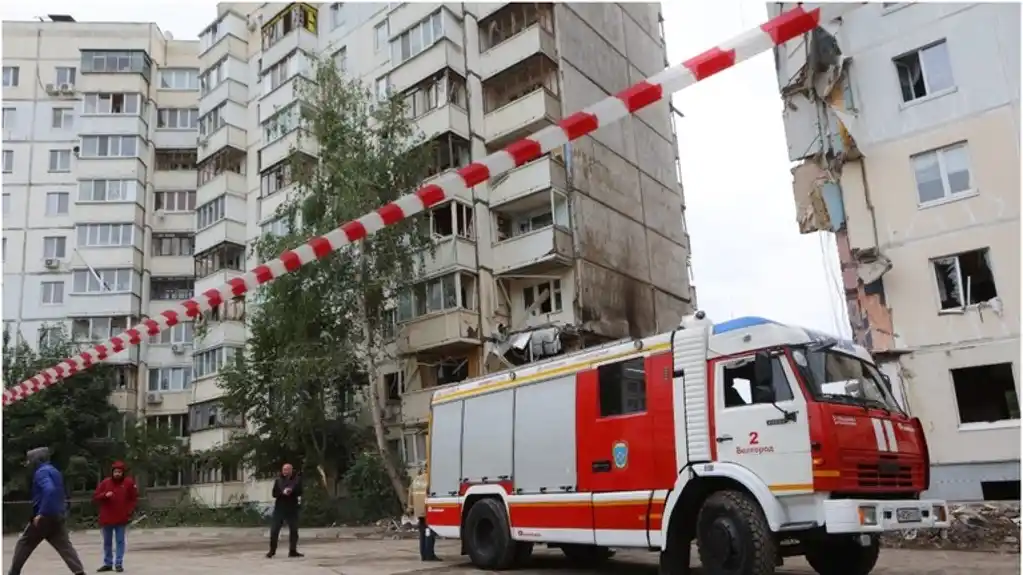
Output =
[{"x1": 612, "y1": 441, "x2": 629, "y2": 470}]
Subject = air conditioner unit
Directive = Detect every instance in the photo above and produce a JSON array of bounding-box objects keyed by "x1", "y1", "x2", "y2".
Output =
[
  {"x1": 146, "y1": 392, "x2": 163, "y2": 404},
  {"x1": 43, "y1": 258, "x2": 60, "y2": 269},
  {"x1": 44, "y1": 83, "x2": 58, "y2": 95},
  {"x1": 59, "y1": 83, "x2": 75, "y2": 95},
  {"x1": 171, "y1": 344, "x2": 185, "y2": 355}
]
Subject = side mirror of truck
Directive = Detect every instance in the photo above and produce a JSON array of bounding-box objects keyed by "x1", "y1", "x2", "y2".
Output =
[
  {"x1": 752, "y1": 351, "x2": 775, "y2": 403},
  {"x1": 880, "y1": 373, "x2": 893, "y2": 393}
]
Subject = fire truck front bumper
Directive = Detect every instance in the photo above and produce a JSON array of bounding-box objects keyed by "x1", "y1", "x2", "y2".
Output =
[{"x1": 822, "y1": 499, "x2": 951, "y2": 534}]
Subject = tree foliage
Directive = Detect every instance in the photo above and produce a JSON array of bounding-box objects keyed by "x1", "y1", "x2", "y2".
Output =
[
  {"x1": 2, "y1": 328, "x2": 185, "y2": 497},
  {"x1": 218, "y1": 57, "x2": 434, "y2": 503}
]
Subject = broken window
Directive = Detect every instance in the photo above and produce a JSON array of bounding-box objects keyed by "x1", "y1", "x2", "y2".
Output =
[
  {"x1": 384, "y1": 371, "x2": 403, "y2": 401},
  {"x1": 435, "y1": 357, "x2": 469, "y2": 386},
  {"x1": 931, "y1": 248, "x2": 997, "y2": 311},
  {"x1": 894, "y1": 40, "x2": 954, "y2": 103},
  {"x1": 479, "y1": 3, "x2": 554, "y2": 52},
  {"x1": 429, "y1": 201, "x2": 474, "y2": 239},
  {"x1": 424, "y1": 133, "x2": 471, "y2": 178},
  {"x1": 522, "y1": 279, "x2": 562, "y2": 315},
  {"x1": 911, "y1": 142, "x2": 972, "y2": 204},
  {"x1": 951, "y1": 363, "x2": 1020, "y2": 425},
  {"x1": 482, "y1": 54, "x2": 559, "y2": 113},
  {"x1": 721, "y1": 356, "x2": 794, "y2": 408}
]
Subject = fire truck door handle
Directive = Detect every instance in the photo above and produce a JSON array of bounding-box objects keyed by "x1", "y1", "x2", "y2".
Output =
[
  {"x1": 592, "y1": 460, "x2": 612, "y2": 473},
  {"x1": 716, "y1": 435, "x2": 733, "y2": 443}
]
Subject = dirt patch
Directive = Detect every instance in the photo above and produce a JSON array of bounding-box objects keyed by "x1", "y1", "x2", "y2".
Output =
[{"x1": 881, "y1": 502, "x2": 1021, "y2": 553}]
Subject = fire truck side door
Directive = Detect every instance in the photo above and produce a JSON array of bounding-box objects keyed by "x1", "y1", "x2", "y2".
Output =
[{"x1": 711, "y1": 353, "x2": 813, "y2": 493}]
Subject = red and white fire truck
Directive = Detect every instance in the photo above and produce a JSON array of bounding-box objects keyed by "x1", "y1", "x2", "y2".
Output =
[{"x1": 424, "y1": 312, "x2": 949, "y2": 575}]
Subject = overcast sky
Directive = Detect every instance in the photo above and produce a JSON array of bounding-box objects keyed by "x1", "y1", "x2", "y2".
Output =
[{"x1": 2, "y1": 0, "x2": 850, "y2": 336}]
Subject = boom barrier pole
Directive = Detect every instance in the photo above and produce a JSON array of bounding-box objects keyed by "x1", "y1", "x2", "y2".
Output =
[{"x1": 3, "y1": 3, "x2": 864, "y2": 407}]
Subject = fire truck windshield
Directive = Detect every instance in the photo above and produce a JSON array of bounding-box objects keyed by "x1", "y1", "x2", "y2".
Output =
[{"x1": 791, "y1": 348, "x2": 903, "y2": 414}]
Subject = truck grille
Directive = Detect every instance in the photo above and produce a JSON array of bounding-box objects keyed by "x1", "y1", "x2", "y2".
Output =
[{"x1": 840, "y1": 453, "x2": 920, "y2": 490}]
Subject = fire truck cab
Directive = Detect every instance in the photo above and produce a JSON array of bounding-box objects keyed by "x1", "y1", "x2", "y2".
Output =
[{"x1": 424, "y1": 312, "x2": 950, "y2": 575}]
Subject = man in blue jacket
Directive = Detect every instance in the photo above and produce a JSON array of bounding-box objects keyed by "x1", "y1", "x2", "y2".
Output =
[{"x1": 7, "y1": 447, "x2": 85, "y2": 575}]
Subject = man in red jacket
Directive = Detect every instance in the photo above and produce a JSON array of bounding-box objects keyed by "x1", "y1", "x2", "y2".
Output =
[{"x1": 92, "y1": 461, "x2": 138, "y2": 572}]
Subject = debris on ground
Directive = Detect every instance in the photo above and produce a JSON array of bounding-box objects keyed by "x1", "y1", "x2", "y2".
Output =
[{"x1": 882, "y1": 502, "x2": 1020, "y2": 552}]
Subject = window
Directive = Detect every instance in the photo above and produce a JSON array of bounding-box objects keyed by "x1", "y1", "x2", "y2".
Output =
[
  {"x1": 196, "y1": 196, "x2": 226, "y2": 230},
  {"x1": 2, "y1": 108, "x2": 14, "y2": 129},
  {"x1": 261, "y1": 2, "x2": 319, "y2": 49},
  {"x1": 483, "y1": 54, "x2": 559, "y2": 113},
  {"x1": 721, "y1": 355, "x2": 794, "y2": 407},
  {"x1": 262, "y1": 104, "x2": 304, "y2": 142},
  {"x1": 150, "y1": 277, "x2": 194, "y2": 299},
  {"x1": 159, "y1": 68, "x2": 199, "y2": 90},
  {"x1": 932, "y1": 248, "x2": 998, "y2": 311},
  {"x1": 894, "y1": 40, "x2": 954, "y2": 103},
  {"x1": 375, "y1": 77, "x2": 389, "y2": 101},
  {"x1": 402, "y1": 69, "x2": 467, "y2": 118},
  {"x1": 912, "y1": 143, "x2": 972, "y2": 205},
  {"x1": 333, "y1": 48, "x2": 347, "y2": 74},
  {"x1": 261, "y1": 217, "x2": 291, "y2": 238},
  {"x1": 51, "y1": 108, "x2": 73, "y2": 129},
  {"x1": 385, "y1": 371, "x2": 405, "y2": 401},
  {"x1": 55, "y1": 66, "x2": 76, "y2": 85},
  {"x1": 45, "y1": 192, "x2": 69, "y2": 216},
  {"x1": 429, "y1": 201, "x2": 474, "y2": 239},
  {"x1": 83, "y1": 93, "x2": 142, "y2": 115},
  {"x1": 198, "y1": 148, "x2": 246, "y2": 186},
  {"x1": 193, "y1": 346, "x2": 239, "y2": 379},
  {"x1": 200, "y1": 297, "x2": 246, "y2": 323},
  {"x1": 522, "y1": 279, "x2": 562, "y2": 315},
  {"x1": 262, "y1": 51, "x2": 309, "y2": 93},
  {"x1": 146, "y1": 414, "x2": 189, "y2": 437},
  {"x1": 43, "y1": 236, "x2": 67, "y2": 258},
  {"x1": 152, "y1": 234, "x2": 195, "y2": 257},
  {"x1": 598, "y1": 357, "x2": 646, "y2": 416},
  {"x1": 397, "y1": 272, "x2": 474, "y2": 321},
  {"x1": 48, "y1": 150, "x2": 71, "y2": 172},
  {"x1": 496, "y1": 192, "x2": 570, "y2": 241},
  {"x1": 2, "y1": 150, "x2": 12, "y2": 173},
  {"x1": 147, "y1": 366, "x2": 193, "y2": 392},
  {"x1": 154, "y1": 191, "x2": 196, "y2": 212},
  {"x1": 2, "y1": 193, "x2": 9, "y2": 216},
  {"x1": 951, "y1": 363, "x2": 1020, "y2": 425},
  {"x1": 71, "y1": 316, "x2": 130, "y2": 342},
  {"x1": 479, "y1": 3, "x2": 554, "y2": 51},
  {"x1": 155, "y1": 149, "x2": 197, "y2": 171},
  {"x1": 148, "y1": 469, "x2": 183, "y2": 488},
  {"x1": 402, "y1": 431, "x2": 428, "y2": 467},
  {"x1": 41, "y1": 281, "x2": 65, "y2": 305},
  {"x1": 424, "y1": 132, "x2": 470, "y2": 178},
  {"x1": 76, "y1": 223, "x2": 136, "y2": 247},
  {"x1": 78, "y1": 179, "x2": 138, "y2": 202},
  {"x1": 81, "y1": 135, "x2": 138, "y2": 158},
  {"x1": 39, "y1": 327, "x2": 62, "y2": 348},
  {"x1": 151, "y1": 322, "x2": 194, "y2": 345},
  {"x1": 199, "y1": 58, "x2": 227, "y2": 96},
  {"x1": 374, "y1": 21, "x2": 388, "y2": 53},
  {"x1": 260, "y1": 156, "x2": 311, "y2": 197},
  {"x1": 80, "y1": 51, "x2": 153, "y2": 80},
  {"x1": 329, "y1": 2, "x2": 347, "y2": 29},
  {"x1": 391, "y1": 11, "x2": 443, "y2": 65},
  {"x1": 2, "y1": 66, "x2": 19, "y2": 87},
  {"x1": 194, "y1": 243, "x2": 245, "y2": 277},
  {"x1": 199, "y1": 104, "x2": 226, "y2": 136},
  {"x1": 72, "y1": 268, "x2": 134, "y2": 293},
  {"x1": 157, "y1": 108, "x2": 199, "y2": 129}
]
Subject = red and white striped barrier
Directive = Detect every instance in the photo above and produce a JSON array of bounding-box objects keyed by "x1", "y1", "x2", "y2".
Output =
[{"x1": 3, "y1": 3, "x2": 863, "y2": 407}]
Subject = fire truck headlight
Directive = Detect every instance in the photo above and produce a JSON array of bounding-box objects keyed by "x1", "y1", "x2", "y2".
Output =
[{"x1": 857, "y1": 505, "x2": 878, "y2": 526}]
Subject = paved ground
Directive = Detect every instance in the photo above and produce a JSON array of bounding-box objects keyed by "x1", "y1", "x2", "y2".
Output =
[{"x1": 3, "y1": 527, "x2": 1019, "y2": 574}]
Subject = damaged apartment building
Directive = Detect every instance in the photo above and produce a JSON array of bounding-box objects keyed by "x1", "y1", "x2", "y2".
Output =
[{"x1": 768, "y1": 2, "x2": 1020, "y2": 501}]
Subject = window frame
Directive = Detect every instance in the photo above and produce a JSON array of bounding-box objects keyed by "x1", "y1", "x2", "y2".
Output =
[
  {"x1": 893, "y1": 39, "x2": 955, "y2": 104},
  {"x1": 911, "y1": 142, "x2": 973, "y2": 206},
  {"x1": 43, "y1": 236, "x2": 67, "y2": 259},
  {"x1": 51, "y1": 107, "x2": 74, "y2": 129},
  {"x1": 597, "y1": 356, "x2": 647, "y2": 418},
  {"x1": 718, "y1": 353, "x2": 796, "y2": 409},
  {"x1": 40, "y1": 281, "x2": 65, "y2": 305},
  {"x1": 2, "y1": 66, "x2": 20, "y2": 87},
  {"x1": 48, "y1": 149, "x2": 71, "y2": 172}
]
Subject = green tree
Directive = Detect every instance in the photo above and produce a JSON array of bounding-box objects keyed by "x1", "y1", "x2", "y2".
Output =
[{"x1": 218, "y1": 57, "x2": 434, "y2": 504}]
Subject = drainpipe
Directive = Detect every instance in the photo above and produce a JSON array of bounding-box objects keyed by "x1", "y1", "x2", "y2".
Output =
[{"x1": 14, "y1": 30, "x2": 44, "y2": 351}]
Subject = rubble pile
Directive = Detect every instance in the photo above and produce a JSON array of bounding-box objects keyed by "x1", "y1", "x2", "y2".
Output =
[
  {"x1": 881, "y1": 502, "x2": 1020, "y2": 552},
  {"x1": 373, "y1": 517, "x2": 419, "y2": 540}
]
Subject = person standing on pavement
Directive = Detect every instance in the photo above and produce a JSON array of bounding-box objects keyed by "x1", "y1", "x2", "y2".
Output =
[
  {"x1": 92, "y1": 461, "x2": 138, "y2": 572},
  {"x1": 407, "y1": 465, "x2": 438, "y2": 561},
  {"x1": 266, "y1": 463, "x2": 303, "y2": 559},
  {"x1": 7, "y1": 447, "x2": 86, "y2": 575}
]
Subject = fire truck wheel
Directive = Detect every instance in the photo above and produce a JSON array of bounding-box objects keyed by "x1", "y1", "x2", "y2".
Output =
[
  {"x1": 804, "y1": 535, "x2": 880, "y2": 575},
  {"x1": 695, "y1": 490, "x2": 776, "y2": 575},
  {"x1": 464, "y1": 497, "x2": 518, "y2": 570},
  {"x1": 560, "y1": 544, "x2": 615, "y2": 566}
]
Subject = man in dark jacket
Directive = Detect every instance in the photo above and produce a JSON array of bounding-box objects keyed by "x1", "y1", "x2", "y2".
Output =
[
  {"x1": 266, "y1": 462, "x2": 303, "y2": 558},
  {"x1": 92, "y1": 461, "x2": 138, "y2": 572},
  {"x1": 7, "y1": 447, "x2": 85, "y2": 575}
]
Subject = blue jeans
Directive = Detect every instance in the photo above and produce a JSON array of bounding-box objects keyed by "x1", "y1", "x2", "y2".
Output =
[{"x1": 101, "y1": 525, "x2": 126, "y2": 567}]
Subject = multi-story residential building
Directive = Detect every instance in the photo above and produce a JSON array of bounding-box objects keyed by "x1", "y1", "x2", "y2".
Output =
[
  {"x1": 2, "y1": 15, "x2": 204, "y2": 500},
  {"x1": 4, "y1": 2, "x2": 693, "y2": 505},
  {"x1": 769, "y1": 2, "x2": 1020, "y2": 501}
]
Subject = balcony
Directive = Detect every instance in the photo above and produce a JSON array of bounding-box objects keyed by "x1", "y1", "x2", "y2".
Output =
[
  {"x1": 151, "y1": 256, "x2": 195, "y2": 277},
  {"x1": 109, "y1": 390, "x2": 137, "y2": 412},
  {"x1": 195, "y1": 219, "x2": 247, "y2": 255},
  {"x1": 188, "y1": 427, "x2": 236, "y2": 451},
  {"x1": 201, "y1": 79, "x2": 248, "y2": 117},
  {"x1": 152, "y1": 170, "x2": 196, "y2": 191},
  {"x1": 390, "y1": 40, "x2": 467, "y2": 94},
  {"x1": 401, "y1": 385, "x2": 440, "y2": 426},
  {"x1": 484, "y1": 88, "x2": 560, "y2": 148},
  {"x1": 66, "y1": 293, "x2": 142, "y2": 319},
  {"x1": 75, "y1": 202, "x2": 143, "y2": 226},
  {"x1": 76, "y1": 73, "x2": 148, "y2": 96},
  {"x1": 198, "y1": 125, "x2": 247, "y2": 163},
  {"x1": 197, "y1": 171, "x2": 246, "y2": 207},
  {"x1": 200, "y1": 32, "x2": 248, "y2": 72},
  {"x1": 397, "y1": 309, "x2": 481, "y2": 355},
  {"x1": 490, "y1": 155, "x2": 566, "y2": 207},
  {"x1": 76, "y1": 157, "x2": 147, "y2": 181},
  {"x1": 153, "y1": 129, "x2": 199, "y2": 150},
  {"x1": 479, "y1": 24, "x2": 557, "y2": 80},
  {"x1": 418, "y1": 237, "x2": 477, "y2": 277},
  {"x1": 261, "y1": 23, "x2": 319, "y2": 72},
  {"x1": 417, "y1": 103, "x2": 470, "y2": 143},
  {"x1": 195, "y1": 320, "x2": 247, "y2": 349},
  {"x1": 261, "y1": 129, "x2": 317, "y2": 170},
  {"x1": 492, "y1": 189, "x2": 573, "y2": 275},
  {"x1": 78, "y1": 115, "x2": 147, "y2": 137},
  {"x1": 194, "y1": 269, "x2": 244, "y2": 299},
  {"x1": 75, "y1": 246, "x2": 143, "y2": 270},
  {"x1": 259, "y1": 76, "x2": 312, "y2": 124}
]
